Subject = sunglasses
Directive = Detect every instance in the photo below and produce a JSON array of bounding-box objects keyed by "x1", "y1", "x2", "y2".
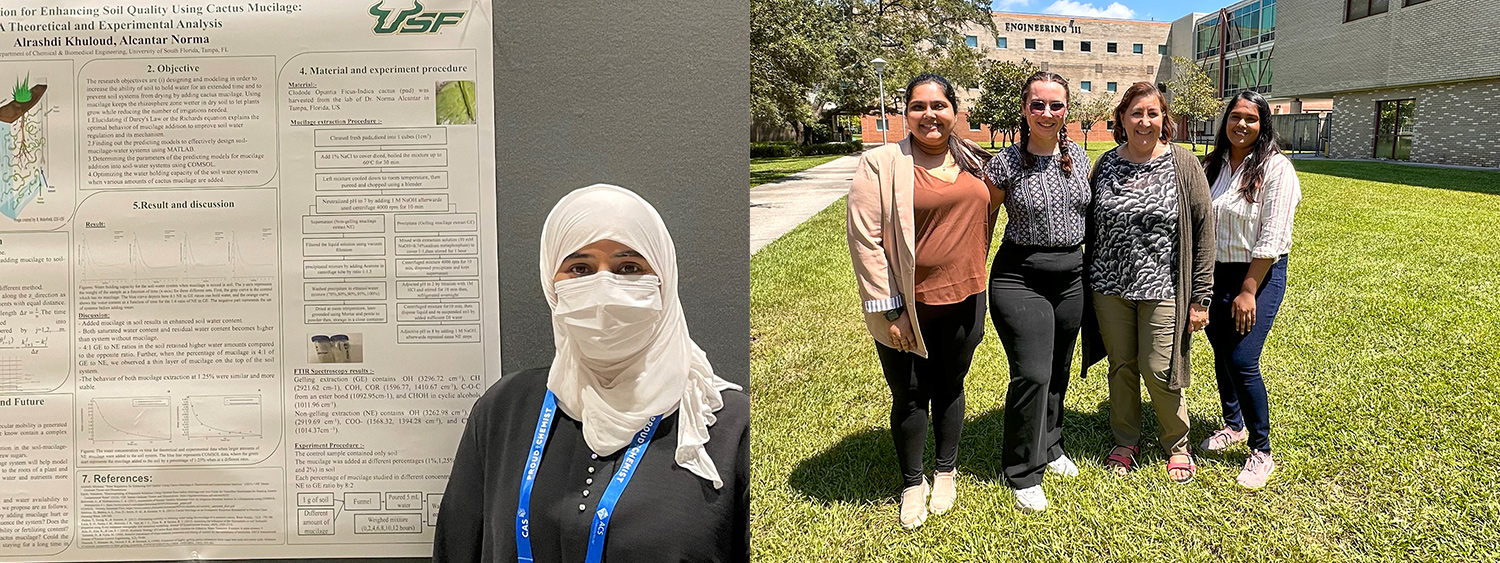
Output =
[{"x1": 1028, "y1": 101, "x2": 1067, "y2": 114}]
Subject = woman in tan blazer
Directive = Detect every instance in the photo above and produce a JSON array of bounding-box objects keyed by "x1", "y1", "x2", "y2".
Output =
[{"x1": 847, "y1": 73, "x2": 999, "y2": 529}]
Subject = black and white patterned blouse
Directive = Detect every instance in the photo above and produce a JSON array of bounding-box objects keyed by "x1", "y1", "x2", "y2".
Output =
[
  {"x1": 1089, "y1": 149, "x2": 1179, "y2": 300},
  {"x1": 983, "y1": 143, "x2": 1091, "y2": 247}
]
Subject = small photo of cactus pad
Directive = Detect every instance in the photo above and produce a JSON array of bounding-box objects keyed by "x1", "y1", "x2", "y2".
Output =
[{"x1": 435, "y1": 80, "x2": 476, "y2": 125}]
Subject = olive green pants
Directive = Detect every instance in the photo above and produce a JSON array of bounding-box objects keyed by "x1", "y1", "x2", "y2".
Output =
[{"x1": 1092, "y1": 291, "x2": 1190, "y2": 456}]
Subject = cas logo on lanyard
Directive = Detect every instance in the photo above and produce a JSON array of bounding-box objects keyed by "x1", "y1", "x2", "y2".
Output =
[{"x1": 516, "y1": 391, "x2": 661, "y2": 563}]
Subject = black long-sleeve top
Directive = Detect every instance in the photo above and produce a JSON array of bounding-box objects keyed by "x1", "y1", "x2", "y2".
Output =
[{"x1": 432, "y1": 367, "x2": 749, "y2": 563}]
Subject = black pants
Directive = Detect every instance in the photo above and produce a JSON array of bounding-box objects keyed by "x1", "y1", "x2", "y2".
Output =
[
  {"x1": 875, "y1": 291, "x2": 985, "y2": 489},
  {"x1": 988, "y1": 243, "x2": 1084, "y2": 489}
]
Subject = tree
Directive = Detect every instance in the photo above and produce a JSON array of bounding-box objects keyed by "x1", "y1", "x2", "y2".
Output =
[
  {"x1": 969, "y1": 59, "x2": 1038, "y2": 149},
  {"x1": 751, "y1": 0, "x2": 837, "y2": 141},
  {"x1": 1070, "y1": 90, "x2": 1115, "y2": 151},
  {"x1": 1165, "y1": 56, "x2": 1226, "y2": 152},
  {"x1": 752, "y1": 0, "x2": 996, "y2": 143}
]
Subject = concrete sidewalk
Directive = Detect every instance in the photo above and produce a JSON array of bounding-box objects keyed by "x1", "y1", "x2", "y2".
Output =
[{"x1": 750, "y1": 154, "x2": 860, "y2": 254}]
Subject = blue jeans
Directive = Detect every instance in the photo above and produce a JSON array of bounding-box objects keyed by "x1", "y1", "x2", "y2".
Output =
[{"x1": 1204, "y1": 256, "x2": 1287, "y2": 454}]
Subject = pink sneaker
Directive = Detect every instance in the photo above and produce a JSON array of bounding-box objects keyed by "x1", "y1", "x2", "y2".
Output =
[
  {"x1": 1200, "y1": 426, "x2": 1248, "y2": 453},
  {"x1": 1236, "y1": 451, "x2": 1275, "y2": 489}
]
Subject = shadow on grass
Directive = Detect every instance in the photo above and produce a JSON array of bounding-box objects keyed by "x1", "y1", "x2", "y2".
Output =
[
  {"x1": 787, "y1": 399, "x2": 1223, "y2": 503},
  {"x1": 1289, "y1": 159, "x2": 1500, "y2": 196},
  {"x1": 750, "y1": 169, "x2": 801, "y2": 187}
]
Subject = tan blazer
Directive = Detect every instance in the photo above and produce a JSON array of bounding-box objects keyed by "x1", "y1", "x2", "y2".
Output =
[{"x1": 846, "y1": 140, "x2": 928, "y2": 357}]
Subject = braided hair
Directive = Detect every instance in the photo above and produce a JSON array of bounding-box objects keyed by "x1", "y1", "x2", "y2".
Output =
[{"x1": 1017, "y1": 71, "x2": 1076, "y2": 177}]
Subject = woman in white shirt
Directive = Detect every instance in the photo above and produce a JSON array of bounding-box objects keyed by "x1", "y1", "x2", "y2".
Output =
[{"x1": 1198, "y1": 90, "x2": 1301, "y2": 489}]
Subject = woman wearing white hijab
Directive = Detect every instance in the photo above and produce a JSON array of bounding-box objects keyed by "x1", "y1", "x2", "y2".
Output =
[{"x1": 433, "y1": 184, "x2": 748, "y2": 563}]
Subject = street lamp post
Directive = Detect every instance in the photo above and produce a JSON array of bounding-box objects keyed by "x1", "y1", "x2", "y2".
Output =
[
  {"x1": 872, "y1": 58, "x2": 887, "y2": 144},
  {"x1": 896, "y1": 87, "x2": 906, "y2": 142}
]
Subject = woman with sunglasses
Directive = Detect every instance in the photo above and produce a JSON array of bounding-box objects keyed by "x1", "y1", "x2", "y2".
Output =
[
  {"x1": 1198, "y1": 90, "x2": 1301, "y2": 489},
  {"x1": 1081, "y1": 82, "x2": 1215, "y2": 485},
  {"x1": 848, "y1": 73, "x2": 998, "y2": 529},
  {"x1": 982, "y1": 71, "x2": 1089, "y2": 512}
]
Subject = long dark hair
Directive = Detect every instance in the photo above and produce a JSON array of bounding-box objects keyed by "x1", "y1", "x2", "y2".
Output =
[
  {"x1": 1204, "y1": 90, "x2": 1280, "y2": 203},
  {"x1": 1018, "y1": 71, "x2": 1076, "y2": 177},
  {"x1": 904, "y1": 73, "x2": 992, "y2": 179}
]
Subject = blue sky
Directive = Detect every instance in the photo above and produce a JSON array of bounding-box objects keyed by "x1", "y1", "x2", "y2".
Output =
[{"x1": 991, "y1": 0, "x2": 1231, "y2": 22}]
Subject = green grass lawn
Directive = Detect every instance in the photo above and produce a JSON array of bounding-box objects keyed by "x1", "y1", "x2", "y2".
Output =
[
  {"x1": 752, "y1": 154, "x2": 847, "y2": 188},
  {"x1": 749, "y1": 159, "x2": 1500, "y2": 561}
]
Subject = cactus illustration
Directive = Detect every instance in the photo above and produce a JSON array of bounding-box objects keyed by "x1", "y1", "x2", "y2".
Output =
[{"x1": 1, "y1": 79, "x2": 47, "y2": 220}]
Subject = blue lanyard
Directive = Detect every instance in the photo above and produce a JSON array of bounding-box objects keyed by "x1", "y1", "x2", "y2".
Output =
[{"x1": 516, "y1": 390, "x2": 661, "y2": 563}]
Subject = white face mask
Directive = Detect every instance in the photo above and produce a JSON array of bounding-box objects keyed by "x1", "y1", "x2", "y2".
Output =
[{"x1": 552, "y1": 272, "x2": 663, "y2": 364}]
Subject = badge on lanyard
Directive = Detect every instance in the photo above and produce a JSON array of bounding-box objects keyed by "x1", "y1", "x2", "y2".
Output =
[{"x1": 516, "y1": 391, "x2": 661, "y2": 563}]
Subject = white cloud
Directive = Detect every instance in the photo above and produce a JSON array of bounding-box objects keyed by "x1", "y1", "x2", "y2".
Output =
[
  {"x1": 1042, "y1": 0, "x2": 1136, "y2": 19},
  {"x1": 993, "y1": 0, "x2": 1031, "y2": 10}
]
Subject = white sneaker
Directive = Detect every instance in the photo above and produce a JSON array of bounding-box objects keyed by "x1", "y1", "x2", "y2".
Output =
[
  {"x1": 1013, "y1": 485, "x2": 1048, "y2": 513},
  {"x1": 1046, "y1": 454, "x2": 1079, "y2": 477},
  {"x1": 898, "y1": 479, "x2": 928, "y2": 530}
]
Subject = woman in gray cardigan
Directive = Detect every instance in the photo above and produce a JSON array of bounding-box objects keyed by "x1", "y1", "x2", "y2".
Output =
[{"x1": 1081, "y1": 82, "x2": 1215, "y2": 484}]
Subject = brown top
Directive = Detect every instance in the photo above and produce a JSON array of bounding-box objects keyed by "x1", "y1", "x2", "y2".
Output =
[{"x1": 912, "y1": 166, "x2": 990, "y2": 305}]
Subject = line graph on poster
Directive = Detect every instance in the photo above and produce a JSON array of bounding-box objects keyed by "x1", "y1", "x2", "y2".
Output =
[
  {"x1": 0, "y1": 354, "x2": 65, "y2": 393},
  {"x1": 87, "y1": 396, "x2": 172, "y2": 442},
  {"x1": 184, "y1": 394, "x2": 263, "y2": 438},
  {"x1": 77, "y1": 226, "x2": 276, "y2": 280}
]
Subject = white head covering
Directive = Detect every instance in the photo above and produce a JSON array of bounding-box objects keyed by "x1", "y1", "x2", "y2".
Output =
[{"x1": 540, "y1": 183, "x2": 742, "y2": 488}]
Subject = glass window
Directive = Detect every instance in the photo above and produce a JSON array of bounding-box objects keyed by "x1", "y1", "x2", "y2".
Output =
[
  {"x1": 1081, "y1": 41, "x2": 1092, "y2": 52},
  {"x1": 1346, "y1": 0, "x2": 1388, "y2": 21},
  {"x1": 1107, "y1": 82, "x2": 1117, "y2": 93},
  {"x1": 1107, "y1": 42, "x2": 1118, "y2": 53},
  {"x1": 1372, "y1": 99, "x2": 1415, "y2": 160},
  {"x1": 1158, "y1": 44, "x2": 1167, "y2": 55},
  {"x1": 876, "y1": 119, "x2": 887, "y2": 132},
  {"x1": 1081, "y1": 81, "x2": 1092, "y2": 92},
  {"x1": 965, "y1": 35, "x2": 978, "y2": 48},
  {"x1": 1026, "y1": 38, "x2": 1037, "y2": 50},
  {"x1": 1106, "y1": 120, "x2": 1114, "y2": 131},
  {"x1": 969, "y1": 120, "x2": 982, "y2": 131},
  {"x1": 1406, "y1": 0, "x2": 1433, "y2": 4},
  {"x1": 997, "y1": 37, "x2": 1008, "y2": 48},
  {"x1": 1196, "y1": 17, "x2": 1220, "y2": 58},
  {"x1": 1053, "y1": 39, "x2": 1064, "y2": 51},
  {"x1": 1133, "y1": 43, "x2": 1143, "y2": 54}
]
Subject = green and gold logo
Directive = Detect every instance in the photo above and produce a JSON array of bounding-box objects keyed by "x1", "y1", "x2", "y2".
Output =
[{"x1": 369, "y1": 1, "x2": 467, "y2": 34}]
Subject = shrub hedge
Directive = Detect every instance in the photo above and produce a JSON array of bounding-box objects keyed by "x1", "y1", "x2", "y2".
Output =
[{"x1": 750, "y1": 141, "x2": 862, "y2": 159}]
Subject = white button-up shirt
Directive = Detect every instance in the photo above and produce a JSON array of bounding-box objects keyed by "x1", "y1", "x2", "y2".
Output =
[{"x1": 1210, "y1": 151, "x2": 1301, "y2": 263}]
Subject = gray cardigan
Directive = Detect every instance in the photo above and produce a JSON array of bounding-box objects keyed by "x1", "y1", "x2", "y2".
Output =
[{"x1": 1081, "y1": 143, "x2": 1216, "y2": 390}]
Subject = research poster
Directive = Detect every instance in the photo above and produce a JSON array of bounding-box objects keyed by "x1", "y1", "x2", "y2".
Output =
[{"x1": 0, "y1": 1, "x2": 499, "y2": 560}]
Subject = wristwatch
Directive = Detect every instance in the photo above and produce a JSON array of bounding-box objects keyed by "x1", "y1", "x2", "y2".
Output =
[
  {"x1": 883, "y1": 307, "x2": 903, "y2": 322},
  {"x1": 1196, "y1": 296, "x2": 1212, "y2": 308}
]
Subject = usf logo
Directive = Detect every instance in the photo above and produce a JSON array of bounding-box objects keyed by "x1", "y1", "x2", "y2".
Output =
[{"x1": 369, "y1": 1, "x2": 467, "y2": 34}]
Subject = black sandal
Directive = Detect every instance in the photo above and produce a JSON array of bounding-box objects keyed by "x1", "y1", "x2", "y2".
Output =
[{"x1": 1105, "y1": 445, "x2": 1138, "y2": 476}]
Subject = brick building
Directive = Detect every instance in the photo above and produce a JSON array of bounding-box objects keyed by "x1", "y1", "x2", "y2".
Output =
[
  {"x1": 1164, "y1": 0, "x2": 1332, "y2": 143},
  {"x1": 1273, "y1": 0, "x2": 1499, "y2": 167},
  {"x1": 861, "y1": 12, "x2": 1171, "y2": 147}
]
